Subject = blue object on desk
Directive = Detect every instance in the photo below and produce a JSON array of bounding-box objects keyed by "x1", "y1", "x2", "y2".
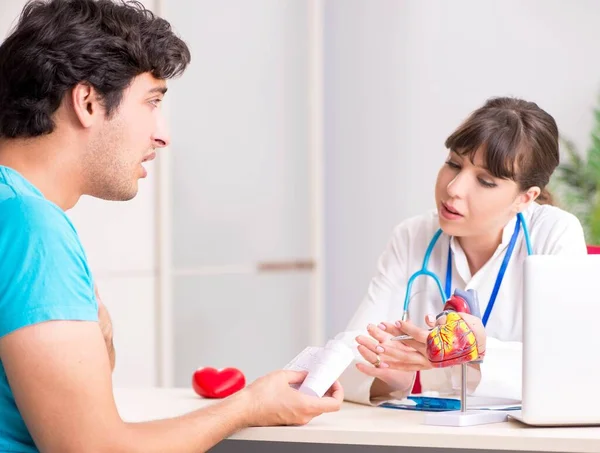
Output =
[
  {"x1": 380, "y1": 396, "x2": 461, "y2": 412},
  {"x1": 380, "y1": 396, "x2": 522, "y2": 412}
]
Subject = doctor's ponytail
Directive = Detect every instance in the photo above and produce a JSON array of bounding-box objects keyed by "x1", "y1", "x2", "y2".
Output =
[
  {"x1": 537, "y1": 188, "x2": 554, "y2": 206},
  {"x1": 445, "y1": 97, "x2": 559, "y2": 206}
]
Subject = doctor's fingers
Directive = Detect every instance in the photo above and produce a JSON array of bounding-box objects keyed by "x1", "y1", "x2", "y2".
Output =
[
  {"x1": 371, "y1": 341, "x2": 427, "y2": 364},
  {"x1": 357, "y1": 352, "x2": 429, "y2": 374},
  {"x1": 355, "y1": 361, "x2": 389, "y2": 378},
  {"x1": 376, "y1": 322, "x2": 403, "y2": 337},
  {"x1": 357, "y1": 344, "x2": 389, "y2": 368},
  {"x1": 456, "y1": 312, "x2": 486, "y2": 352},
  {"x1": 366, "y1": 323, "x2": 393, "y2": 343},
  {"x1": 385, "y1": 351, "x2": 432, "y2": 370},
  {"x1": 356, "y1": 334, "x2": 413, "y2": 356},
  {"x1": 399, "y1": 338, "x2": 428, "y2": 356},
  {"x1": 394, "y1": 320, "x2": 428, "y2": 343},
  {"x1": 357, "y1": 341, "x2": 418, "y2": 370},
  {"x1": 356, "y1": 364, "x2": 424, "y2": 392}
]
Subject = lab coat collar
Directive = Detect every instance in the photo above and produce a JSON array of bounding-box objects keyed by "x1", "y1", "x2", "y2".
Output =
[
  {"x1": 448, "y1": 214, "x2": 520, "y2": 282},
  {"x1": 500, "y1": 215, "x2": 519, "y2": 247}
]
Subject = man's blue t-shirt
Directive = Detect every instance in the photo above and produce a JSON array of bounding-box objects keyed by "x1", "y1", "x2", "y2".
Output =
[{"x1": 0, "y1": 166, "x2": 98, "y2": 452}]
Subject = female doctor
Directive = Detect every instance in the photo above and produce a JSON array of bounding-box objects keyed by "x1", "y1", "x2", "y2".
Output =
[{"x1": 335, "y1": 96, "x2": 587, "y2": 406}]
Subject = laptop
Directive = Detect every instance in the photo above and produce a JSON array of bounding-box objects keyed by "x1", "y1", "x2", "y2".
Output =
[{"x1": 510, "y1": 254, "x2": 600, "y2": 426}]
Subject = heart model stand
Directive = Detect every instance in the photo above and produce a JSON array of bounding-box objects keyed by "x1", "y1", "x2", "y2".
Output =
[
  {"x1": 423, "y1": 363, "x2": 508, "y2": 427},
  {"x1": 422, "y1": 289, "x2": 509, "y2": 427}
]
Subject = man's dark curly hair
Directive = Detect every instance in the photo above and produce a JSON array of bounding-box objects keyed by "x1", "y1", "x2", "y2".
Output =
[{"x1": 0, "y1": 0, "x2": 191, "y2": 138}]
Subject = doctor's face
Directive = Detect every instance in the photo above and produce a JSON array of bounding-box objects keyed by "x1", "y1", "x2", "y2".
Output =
[{"x1": 435, "y1": 149, "x2": 522, "y2": 238}]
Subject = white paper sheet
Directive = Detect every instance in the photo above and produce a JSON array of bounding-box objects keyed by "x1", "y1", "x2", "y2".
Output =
[{"x1": 284, "y1": 339, "x2": 354, "y2": 397}]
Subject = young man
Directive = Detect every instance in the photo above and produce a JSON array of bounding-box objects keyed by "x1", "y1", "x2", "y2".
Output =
[{"x1": 0, "y1": 1, "x2": 343, "y2": 452}]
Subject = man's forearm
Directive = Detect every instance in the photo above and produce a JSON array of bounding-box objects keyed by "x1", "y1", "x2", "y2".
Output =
[{"x1": 109, "y1": 393, "x2": 251, "y2": 453}]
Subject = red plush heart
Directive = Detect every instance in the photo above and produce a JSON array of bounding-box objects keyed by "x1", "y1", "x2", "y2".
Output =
[{"x1": 192, "y1": 367, "x2": 246, "y2": 399}]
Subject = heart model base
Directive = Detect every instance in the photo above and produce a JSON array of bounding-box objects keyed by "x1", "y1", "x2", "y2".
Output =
[{"x1": 192, "y1": 367, "x2": 246, "y2": 399}]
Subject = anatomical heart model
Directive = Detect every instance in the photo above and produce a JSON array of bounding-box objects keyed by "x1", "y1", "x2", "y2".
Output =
[{"x1": 426, "y1": 289, "x2": 486, "y2": 368}]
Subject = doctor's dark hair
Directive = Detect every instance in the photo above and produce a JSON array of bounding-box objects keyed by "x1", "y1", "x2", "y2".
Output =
[
  {"x1": 445, "y1": 97, "x2": 559, "y2": 205},
  {"x1": 0, "y1": 0, "x2": 191, "y2": 138}
]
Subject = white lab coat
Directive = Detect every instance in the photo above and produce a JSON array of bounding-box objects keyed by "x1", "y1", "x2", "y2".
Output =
[{"x1": 335, "y1": 202, "x2": 586, "y2": 405}]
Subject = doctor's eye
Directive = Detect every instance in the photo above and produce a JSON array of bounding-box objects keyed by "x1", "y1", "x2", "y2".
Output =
[
  {"x1": 445, "y1": 160, "x2": 461, "y2": 170},
  {"x1": 478, "y1": 178, "x2": 497, "y2": 188}
]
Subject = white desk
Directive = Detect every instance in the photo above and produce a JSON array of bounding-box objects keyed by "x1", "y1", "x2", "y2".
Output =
[{"x1": 114, "y1": 388, "x2": 600, "y2": 453}]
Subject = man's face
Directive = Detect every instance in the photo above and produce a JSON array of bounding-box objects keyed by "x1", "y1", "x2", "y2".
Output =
[{"x1": 84, "y1": 73, "x2": 169, "y2": 201}]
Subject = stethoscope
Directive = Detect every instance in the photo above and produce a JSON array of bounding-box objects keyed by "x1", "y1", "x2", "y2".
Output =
[{"x1": 400, "y1": 212, "x2": 533, "y2": 326}]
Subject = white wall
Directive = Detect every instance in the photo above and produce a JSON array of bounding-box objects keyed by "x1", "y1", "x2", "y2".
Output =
[
  {"x1": 324, "y1": 0, "x2": 600, "y2": 336},
  {"x1": 162, "y1": 0, "x2": 316, "y2": 386},
  {"x1": 0, "y1": 1, "x2": 24, "y2": 38}
]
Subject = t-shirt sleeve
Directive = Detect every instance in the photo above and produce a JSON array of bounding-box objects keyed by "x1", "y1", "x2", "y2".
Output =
[{"x1": 0, "y1": 196, "x2": 98, "y2": 338}]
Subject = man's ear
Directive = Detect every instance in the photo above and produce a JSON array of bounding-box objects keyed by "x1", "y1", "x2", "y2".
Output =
[
  {"x1": 70, "y1": 82, "x2": 102, "y2": 128},
  {"x1": 514, "y1": 186, "x2": 541, "y2": 213}
]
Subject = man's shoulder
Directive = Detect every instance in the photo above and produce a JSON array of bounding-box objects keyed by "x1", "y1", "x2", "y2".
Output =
[
  {"x1": 0, "y1": 193, "x2": 84, "y2": 261},
  {"x1": 0, "y1": 195, "x2": 97, "y2": 339},
  {"x1": 0, "y1": 193, "x2": 75, "y2": 235}
]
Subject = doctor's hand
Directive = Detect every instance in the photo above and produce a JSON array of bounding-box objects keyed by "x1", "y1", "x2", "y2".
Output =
[
  {"x1": 356, "y1": 321, "x2": 434, "y2": 374},
  {"x1": 370, "y1": 312, "x2": 486, "y2": 367},
  {"x1": 354, "y1": 322, "x2": 429, "y2": 398}
]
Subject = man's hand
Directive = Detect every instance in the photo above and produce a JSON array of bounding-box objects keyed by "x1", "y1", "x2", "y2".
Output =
[
  {"x1": 237, "y1": 370, "x2": 343, "y2": 427},
  {"x1": 95, "y1": 285, "x2": 115, "y2": 371}
]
